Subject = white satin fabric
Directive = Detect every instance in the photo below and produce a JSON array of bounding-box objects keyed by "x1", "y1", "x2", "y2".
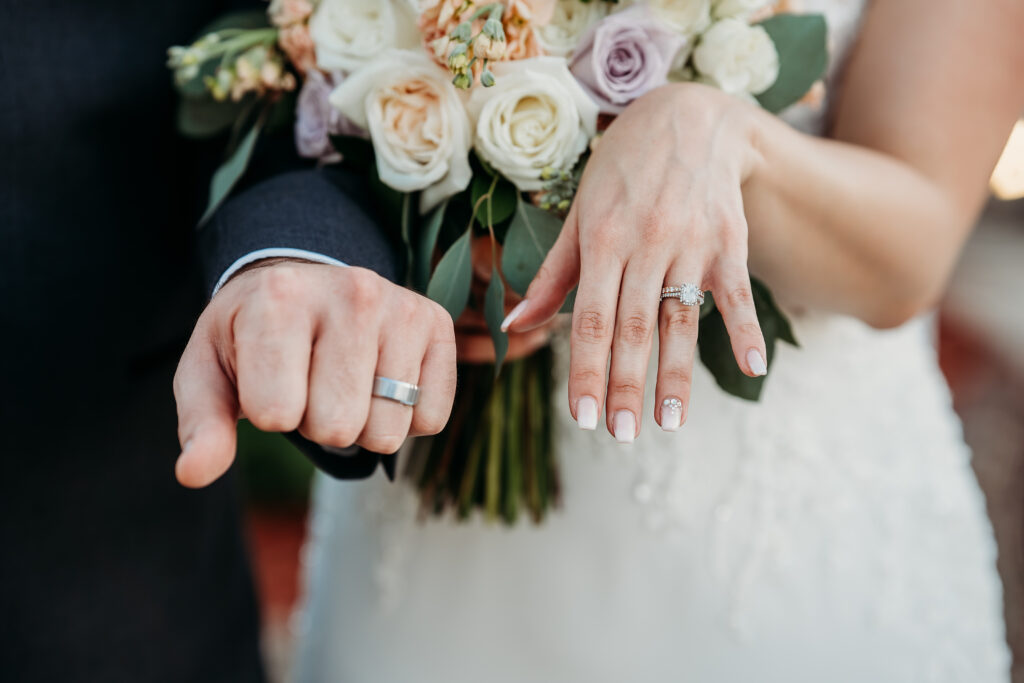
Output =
[{"x1": 292, "y1": 2, "x2": 1011, "y2": 680}]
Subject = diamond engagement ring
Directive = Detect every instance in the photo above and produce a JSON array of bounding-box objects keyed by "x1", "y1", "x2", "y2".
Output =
[
  {"x1": 660, "y1": 284, "x2": 705, "y2": 307},
  {"x1": 372, "y1": 376, "x2": 420, "y2": 407}
]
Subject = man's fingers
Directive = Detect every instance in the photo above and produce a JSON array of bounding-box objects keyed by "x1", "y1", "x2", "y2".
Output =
[
  {"x1": 233, "y1": 270, "x2": 314, "y2": 433},
  {"x1": 410, "y1": 310, "x2": 457, "y2": 437},
  {"x1": 502, "y1": 206, "x2": 581, "y2": 333},
  {"x1": 298, "y1": 318, "x2": 376, "y2": 449},
  {"x1": 173, "y1": 334, "x2": 240, "y2": 488},
  {"x1": 357, "y1": 322, "x2": 424, "y2": 455}
]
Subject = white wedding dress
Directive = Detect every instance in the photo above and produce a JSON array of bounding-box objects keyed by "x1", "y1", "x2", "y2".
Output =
[{"x1": 292, "y1": 2, "x2": 1010, "y2": 680}]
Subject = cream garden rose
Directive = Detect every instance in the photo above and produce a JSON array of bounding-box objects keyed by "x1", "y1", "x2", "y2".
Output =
[
  {"x1": 329, "y1": 50, "x2": 472, "y2": 211},
  {"x1": 632, "y1": 0, "x2": 712, "y2": 38},
  {"x1": 309, "y1": 0, "x2": 420, "y2": 72},
  {"x1": 693, "y1": 18, "x2": 779, "y2": 96},
  {"x1": 712, "y1": 0, "x2": 775, "y2": 20},
  {"x1": 534, "y1": 0, "x2": 609, "y2": 58},
  {"x1": 467, "y1": 57, "x2": 598, "y2": 192}
]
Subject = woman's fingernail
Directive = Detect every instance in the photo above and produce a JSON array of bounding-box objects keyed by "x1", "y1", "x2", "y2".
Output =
[
  {"x1": 660, "y1": 398, "x2": 683, "y2": 432},
  {"x1": 500, "y1": 299, "x2": 529, "y2": 332},
  {"x1": 614, "y1": 410, "x2": 636, "y2": 444},
  {"x1": 747, "y1": 349, "x2": 767, "y2": 376},
  {"x1": 576, "y1": 396, "x2": 598, "y2": 430}
]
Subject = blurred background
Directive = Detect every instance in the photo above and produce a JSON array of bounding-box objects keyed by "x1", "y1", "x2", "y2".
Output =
[{"x1": 238, "y1": 120, "x2": 1024, "y2": 683}]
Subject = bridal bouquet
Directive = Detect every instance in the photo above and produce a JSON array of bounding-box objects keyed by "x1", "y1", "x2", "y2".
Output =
[{"x1": 169, "y1": 0, "x2": 822, "y2": 524}]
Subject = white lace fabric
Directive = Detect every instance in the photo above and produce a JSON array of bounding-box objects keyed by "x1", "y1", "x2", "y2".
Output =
[{"x1": 292, "y1": 2, "x2": 1011, "y2": 681}]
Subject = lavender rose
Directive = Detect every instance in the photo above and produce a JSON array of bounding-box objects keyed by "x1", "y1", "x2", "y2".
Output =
[
  {"x1": 294, "y1": 70, "x2": 360, "y2": 161},
  {"x1": 569, "y1": 5, "x2": 687, "y2": 114}
]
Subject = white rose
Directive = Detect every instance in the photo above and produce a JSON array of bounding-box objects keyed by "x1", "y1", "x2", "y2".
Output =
[
  {"x1": 627, "y1": 0, "x2": 711, "y2": 38},
  {"x1": 693, "y1": 18, "x2": 779, "y2": 96},
  {"x1": 712, "y1": 0, "x2": 774, "y2": 20},
  {"x1": 309, "y1": 0, "x2": 419, "y2": 73},
  {"x1": 467, "y1": 57, "x2": 598, "y2": 192},
  {"x1": 535, "y1": 0, "x2": 609, "y2": 58},
  {"x1": 329, "y1": 50, "x2": 473, "y2": 212}
]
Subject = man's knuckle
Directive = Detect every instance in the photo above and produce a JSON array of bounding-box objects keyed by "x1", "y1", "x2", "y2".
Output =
[
  {"x1": 260, "y1": 266, "x2": 305, "y2": 304},
  {"x1": 363, "y1": 434, "x2": 405, "y2": 454},
  {"x1": 345, "y1": 268, "x2": 380, "y2": 307}
]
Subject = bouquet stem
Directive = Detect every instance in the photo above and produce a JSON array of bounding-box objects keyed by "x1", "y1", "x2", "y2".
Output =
[{"x1": 404, "y1": 346, "x2": 559, "y2": 525}]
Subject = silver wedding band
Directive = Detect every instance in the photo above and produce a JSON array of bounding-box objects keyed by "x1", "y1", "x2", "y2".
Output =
[
  {"x1": 660, "y1": 284, "x2": 705, "y2": 307},
  {"x1": 372, "y1": 376, "x2": 420, "y2": 407}
]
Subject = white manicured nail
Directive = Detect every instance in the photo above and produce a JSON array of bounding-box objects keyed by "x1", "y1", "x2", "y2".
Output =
[
  {"x1": 747, "y1": 349, "x2": 767, "y2": 376},
  {"x1": 500, "y1": 299, "x2": 529, "y2": 332},
  {"x1": 576, "y1": 396, "x2": 598, "y2": 430},
  {"x1": 614, "y1": 410, "x2": 635, "y2": 444},
  {"x1": 660, "y1": 398, "x2": 683, "y2": 432}
]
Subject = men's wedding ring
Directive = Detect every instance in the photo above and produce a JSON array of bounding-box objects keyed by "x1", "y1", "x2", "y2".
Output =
[
  {"x1": 372, "y1": 376, "x2": 420, "y2": 407},
  {"x1": 660, "y1": 284, "x2": 705, "y2": 307}
]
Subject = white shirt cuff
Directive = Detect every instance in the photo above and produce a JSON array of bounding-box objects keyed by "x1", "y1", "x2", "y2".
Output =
[{"x1": 212, "y1": 248, "x2": 349, "y2": 297}]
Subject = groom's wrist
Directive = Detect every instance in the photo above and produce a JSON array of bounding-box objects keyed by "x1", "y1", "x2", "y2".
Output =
[{"x1": 211, "y1": 248, "x2": 349, "y2": 298}]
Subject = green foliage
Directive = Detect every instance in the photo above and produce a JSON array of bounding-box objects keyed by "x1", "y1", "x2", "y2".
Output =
[
  {"x1": 471, "y1": 173, "x2": 517, "y2": 228},
  {"x1": 426, "y1": 229, "x2": 473, "y2": 320},
  {"x1": 756, "y1": 14, "x2": 829, "y2": 114},
  {"x1": 415, "y1": 200, "x2": 447, "y2": 292},
  {"x1": 199, "y1": 111, "x2": 264, "y2": 226},
  {"x1": 329, "y1": 135, "x2": 374, "y2": 171},
  {"x1": 177, "y1": 97, "x2": 246, "y2": 138},
  {"x1": 501, "y1": 198, "x2": 563, "y2": 296},
  {"x1": 697, "y1": 277, "x2": 798, "y2": 401},
  {"x1": 484, "y1": 261, "x2": 509, "y2": 376}
]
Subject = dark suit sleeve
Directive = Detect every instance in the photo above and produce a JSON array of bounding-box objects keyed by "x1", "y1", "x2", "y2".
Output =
[{"x1": 200, "y1": 164, "x2": 401, "y2": 481}]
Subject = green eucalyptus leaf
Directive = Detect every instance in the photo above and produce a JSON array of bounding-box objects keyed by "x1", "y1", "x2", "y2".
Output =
[
  {"x1": 755, "y1": 13, "x2": 828, "y2": 114},
  {"x1": 471, "y1": 173, "x2": 517, "y2": 227},
  {"x1": 502, "y1": 199, "x2": 563, "y2": 296},
  {"x1": 426, "y1": 229, "x2": 473, "y2": 320},
  {"x1": 698, "y1": 304, "x2": 770, "y2": 401},
  {"x1": 177, "y1": 97, "x2": 246, "y2": 138},
  {"x1": 399, "y1": 193, "x2": 416, "y2": 283},
  {"x1": 485, "y1": 268, "x2": 510, "y2": 377},
  {"x1": 199, "y1": 115, "x2": 263, "y2": 226},
  {"x1": 697, "y1": 278, "x2": 797, "y2": 400},
  {"x1": 197, "y1": 9, "x2": 271, "y2": 35},
  {"x1": 415, "y1": 200, "x2": 447, "y2": 292}
]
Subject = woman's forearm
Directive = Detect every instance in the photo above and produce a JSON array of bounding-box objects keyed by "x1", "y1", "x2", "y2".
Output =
[{"x1": 742, "y1": 108, "x2": 967, "y2": 328}]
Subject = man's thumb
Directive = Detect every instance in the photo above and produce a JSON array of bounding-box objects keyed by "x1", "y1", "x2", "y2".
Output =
[{"x1": 173, "y1": 339, "x2": 239, "y2": 489}]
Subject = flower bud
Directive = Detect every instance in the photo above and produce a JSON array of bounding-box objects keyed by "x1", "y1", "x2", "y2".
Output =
[
  {"x1": 452, "y1": 70, "x2": 472, "y2": 90},
  {"x1": 474, "y1": 34, "x2": 506, "y2": 61},
  {"x1": 482, "y1": 17, "x2": 505, "y2": 42},
  {"x1": 447, "y1": 42, "x2": 469, "y2": 71},
  {"x1": 451, "y1": 21, "x2": 472, "y2": 43},
  {"x1": 480, "y1": 67, "x2": 495, "y2": 88}
]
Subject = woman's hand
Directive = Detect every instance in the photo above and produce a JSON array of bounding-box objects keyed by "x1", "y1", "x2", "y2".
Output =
[{"x1": 503, "y1": 83, "x2": 768, "y2": 441}]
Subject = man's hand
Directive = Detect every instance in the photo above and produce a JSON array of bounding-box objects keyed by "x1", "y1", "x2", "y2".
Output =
[{"x1": 172, "y1": 261, "x2": 457, "y2": 488}]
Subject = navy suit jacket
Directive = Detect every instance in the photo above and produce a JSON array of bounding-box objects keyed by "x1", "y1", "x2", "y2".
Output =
[{"x1": 0, "y1": 1, "x2": 396, "y2": 680}]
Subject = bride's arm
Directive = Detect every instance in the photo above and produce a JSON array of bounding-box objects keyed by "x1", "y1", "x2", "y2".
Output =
[
  {"x1": 744, "y1": 0, "x2": 1024, "y2": 327},
  {"x1": 505, "y1": 0, "x2": 1024, "y2": 440}
]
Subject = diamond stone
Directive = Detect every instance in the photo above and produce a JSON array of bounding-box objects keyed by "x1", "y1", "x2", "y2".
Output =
[{"x1": 677, "y1": 283, "x2": 701, "y2": 306}]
